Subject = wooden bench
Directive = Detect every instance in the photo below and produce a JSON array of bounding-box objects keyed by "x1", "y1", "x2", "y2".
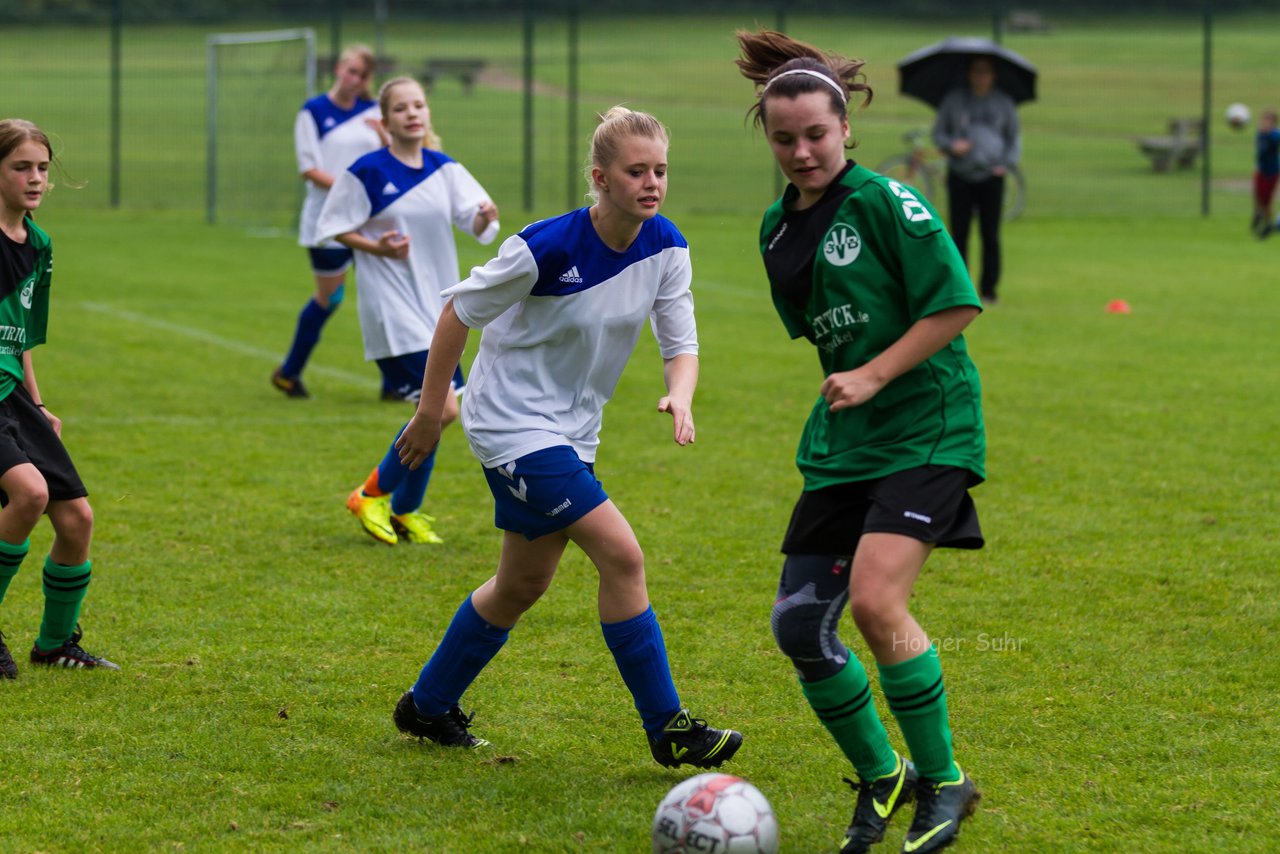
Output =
[
  {"x1": 1007, "y1": 10, "x2": 1051, "y2": 33},
  {"x1": 1137, "y1": 117, "x2": 1204, "y2": 172},
  {"x1": 421, "y1": 58, "x2": 486, "y2": 95}
]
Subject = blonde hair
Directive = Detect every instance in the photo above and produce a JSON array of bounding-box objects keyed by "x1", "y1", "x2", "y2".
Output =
[
  {"x1": 585, "y1": 106, "x2": 669, "y2": 201},
  {"x1": 735, "y1": 30, "x2": 872, "y2": 147},
  {"x1": 336, "y1": 43, "x2": 377, "y2": 100},
  {"x1": 377, "y1": 77, "x2": 443, "y2": 150}
]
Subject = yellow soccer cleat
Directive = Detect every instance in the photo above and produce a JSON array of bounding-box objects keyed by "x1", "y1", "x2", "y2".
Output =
[
  {"x1": 347, "y1": 487, "x2": 397, "y2": 545},
  {"x1": 391, "y1": 511, "x2": 444, "y2": 545}
]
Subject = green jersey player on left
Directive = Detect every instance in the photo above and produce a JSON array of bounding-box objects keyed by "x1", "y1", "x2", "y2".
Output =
[{"x1": 0, "y1": 119, "x2": 117, "y2": 676}]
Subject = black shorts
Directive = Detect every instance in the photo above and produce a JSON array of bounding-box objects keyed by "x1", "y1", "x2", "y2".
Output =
[
  {"x1": 0, "y1": 385, "x2": 87, "y2": 504},
  {"x1": 781, "y1": 465, "x2": 982, "y2": 555}
]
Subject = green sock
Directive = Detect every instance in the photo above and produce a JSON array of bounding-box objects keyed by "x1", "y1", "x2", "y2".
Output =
[
  {"x1": 36, "y1": 557, "x2": 91, "y2": 652},
  {"x1": 0, "y1": 538, "x2": 29, "y2": 606},
  {"x1": 800, "y1": 657, "x2": 898, "y2": 780},
  {"x1": 878, "y1": 647, "x2": 961, "y2": 783}
]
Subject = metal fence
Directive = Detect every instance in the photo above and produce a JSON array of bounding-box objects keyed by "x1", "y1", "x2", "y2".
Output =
[{"x1": 2, "y1": 1, "x2": 1275, "y2": 224}]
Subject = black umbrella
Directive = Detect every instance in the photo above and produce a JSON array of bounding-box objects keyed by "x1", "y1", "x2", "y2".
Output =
[{"x1": 897, "y1": 37, "x2": 1037, "y2": 108}]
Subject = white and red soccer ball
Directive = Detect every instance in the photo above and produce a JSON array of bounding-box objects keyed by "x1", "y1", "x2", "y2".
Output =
[
  {"x1": 652, "y1": 773, "x2": 779, "y2": 854},
  {"x1": 1226, "y1": 102, "x2": 1251, "y2": 131}
]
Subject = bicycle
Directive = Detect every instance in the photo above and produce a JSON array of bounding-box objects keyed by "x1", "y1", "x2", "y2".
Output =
[{"x1": 874, "y1": 128, "x2": 1026, "y2": 221}]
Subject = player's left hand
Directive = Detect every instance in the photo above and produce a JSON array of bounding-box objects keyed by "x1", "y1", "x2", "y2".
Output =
[
  {"x1": 658, "y1": 396, "x2": 695, "y2": 446},
  {"x1": 39, "y1": 406, "x2": 62, "y2": 438},
  {"x1": 820, "y1": 369, "x2": 883, "y2": 412}
]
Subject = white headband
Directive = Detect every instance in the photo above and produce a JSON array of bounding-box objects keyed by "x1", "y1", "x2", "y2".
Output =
[{"x1": 763, "y1": 68, "x2": 847, "y2": 104}]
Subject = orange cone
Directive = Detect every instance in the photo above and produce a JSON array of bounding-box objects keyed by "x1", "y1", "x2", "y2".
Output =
[{"x1": 1105, "y1": 299, "x2": 1131, "y2": 314}]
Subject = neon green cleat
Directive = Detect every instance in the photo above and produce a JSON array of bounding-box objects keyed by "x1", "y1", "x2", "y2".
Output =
[
  {"x1": 391, "y1": 511, "x2": 444, "y2": 545},
  {"x1": 347, "y1": 487, "x2": 397, "y2": 545}
]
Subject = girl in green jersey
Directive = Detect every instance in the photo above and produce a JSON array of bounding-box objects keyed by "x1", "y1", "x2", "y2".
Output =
[
  {"x1": 737, "y1": 31, "x2": 984, "y2": 854},
  {"x1": 0, "y1": 119, "x2": 117, "y2": 676}
]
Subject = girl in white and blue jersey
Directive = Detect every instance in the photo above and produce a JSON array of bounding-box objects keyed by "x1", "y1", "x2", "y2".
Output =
[
  {"x1": 272, "y1": 44, "x2": 384, "y2": 400},
  {"x1": 319, "y1": 76, "x2": 499, "y2": 546},
  {"x1": 389, "y1": 107, "x2": 742, "y2": 766}
]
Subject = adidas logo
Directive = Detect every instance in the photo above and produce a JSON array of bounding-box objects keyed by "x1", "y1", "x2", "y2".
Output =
[
  {"x1": 558, "y1": 265, "x2": 583, "y2": 284},
  {"x1": 382, "y1": 181, "x2": 400, "y2": 195},
  {"x1": 323, "y1": 117, "x2": 336, "y2": 128}
]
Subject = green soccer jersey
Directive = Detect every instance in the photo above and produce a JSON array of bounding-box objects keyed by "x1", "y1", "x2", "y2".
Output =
[
  {"x1": 759, "y1": 161, "x2": 986, "y2": 490},
  {"x1": 0, "y1": 217, "x2": 52, "y2": 402}
]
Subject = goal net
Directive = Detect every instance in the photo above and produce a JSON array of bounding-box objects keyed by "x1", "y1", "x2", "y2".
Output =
[{"x1": 206, "y1": 28, "x2": 316, "y2": 232}]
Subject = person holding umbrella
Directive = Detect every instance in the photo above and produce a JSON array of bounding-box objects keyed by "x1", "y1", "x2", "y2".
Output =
[{"x1": 931, "y1": 55, "x2": 1022, "y2": 304}]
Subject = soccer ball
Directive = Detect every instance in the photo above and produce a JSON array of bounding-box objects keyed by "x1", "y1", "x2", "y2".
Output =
[
  {"x1": 652, "y1": 773, "x2": 779, "y2": 854},
  {"x1": 1226, "y1": 102, "x2": 1251, "y2": 130}
]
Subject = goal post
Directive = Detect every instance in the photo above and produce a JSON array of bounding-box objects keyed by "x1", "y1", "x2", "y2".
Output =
[{"x1": 206, "y1": 28, "x2": 317, "y2": 229}]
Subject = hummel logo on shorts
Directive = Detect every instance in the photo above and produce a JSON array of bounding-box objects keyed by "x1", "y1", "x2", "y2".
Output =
[{"x1": 558, "y1": 265, "x2": 583, "y2": 284}]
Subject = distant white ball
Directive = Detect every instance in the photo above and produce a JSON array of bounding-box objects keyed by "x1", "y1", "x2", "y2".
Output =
[
  {"x1": 652, "y1": 773, "x2": 779, "y2": 854},
  {"x1": 1226, "y1": 102, "x2": 1251, "y2": 130}
]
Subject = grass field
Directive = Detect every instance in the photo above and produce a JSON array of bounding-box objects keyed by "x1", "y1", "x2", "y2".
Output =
[
  {"x1": 1, "y1": 203, "x2": 1276, "y2": 853},
  {"x1": 2, "y1": 10, "x2": 1279, "y2": 854}
]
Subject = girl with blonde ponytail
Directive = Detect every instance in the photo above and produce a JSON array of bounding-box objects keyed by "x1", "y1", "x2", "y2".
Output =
[{"x1": 389, "y1": 106, "x2": 742, "y2": 768}]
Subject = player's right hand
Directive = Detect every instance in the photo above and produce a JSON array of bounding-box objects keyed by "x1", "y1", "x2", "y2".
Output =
[
  {"x1": 379, "y1": 230, "x2": 410, "y2": 259},
  {"x1": 395, "y1": 414, "x2": 442, "y2": 470}
]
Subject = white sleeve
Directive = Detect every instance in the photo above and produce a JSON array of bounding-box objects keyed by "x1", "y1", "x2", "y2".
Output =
[
  {"x1": 295, "y1": 109, "x2": 321, "y2": 175},
  {"x1": 446, "y1": 163, "x2": 500, "y2": 245},
  {"x1": 649, "y1": 246, "x2": 698, "y2": 358},
  {"x1": 442, "y1": 234, "x2": 538, "y2": 329},
  {"x1": 315, "y1": 170, "x2": 372, "y2": 244}
]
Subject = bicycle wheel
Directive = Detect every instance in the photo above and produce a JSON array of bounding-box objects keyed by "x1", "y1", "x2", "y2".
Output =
[
  {"x1": 875, "y1": 154, "x2": 937, "y2": 206},
  {"x1": 1003, "y1": 166, "x2": 1026, "y2": 221}
]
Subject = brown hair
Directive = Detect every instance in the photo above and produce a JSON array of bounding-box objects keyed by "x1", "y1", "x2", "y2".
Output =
[
  {"x1": 377, "y1": 77, "x2": 443, "y2": 150},
  {"x1": 0, "y1": 118, "x2": 81, "y2": 193},
  {"x1": 586, "y1": 105, "x2": 669, "y2": 201},
  {"x1": 735, "y1": 30, "x2": 872, "y2": 145},
  {"x1": 0, "y1": 118, "x2": 52, "y2": 165},
  {"x1": 337, "y1": 43, "x2": 377, "y2": 100}
]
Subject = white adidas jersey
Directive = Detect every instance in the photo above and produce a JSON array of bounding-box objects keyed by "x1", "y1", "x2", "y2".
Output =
[
  {"x1": 444, "y1": 207, "x2": 698, "y2": 467},
  {"x1": 294, "y1": 94, "x2": 383, "y2": 248},
  {"x1": 317, "y1": 148, "x2": 499, "y2": 360}
]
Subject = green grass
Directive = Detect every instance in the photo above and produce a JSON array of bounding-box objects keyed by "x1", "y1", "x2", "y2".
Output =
[
  {"x1": 0, "y1": 203, "x2": 1275, "y2": 852},
  {"x1": 1, "y1": 11, "x2": 1278, "y2": 853}
]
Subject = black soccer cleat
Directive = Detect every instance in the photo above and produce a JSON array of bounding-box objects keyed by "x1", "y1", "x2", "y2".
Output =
[
  {"x1": 29, "y1": 632, "x2": 120, "y2": 671},
  {"x1": 900, "y1": 767, "x2": 980, "y2": 854},
  {"x1": 271, "y1": 368, "x2": 309, "y2": 399},
  {"x1": 840, "y1": 754, "x2": 918, "y2": 854},
  {"x1": 393, "y1": 691, "x2": 490, "y2": 748},
  {"x1": 648, "y1": 708, "x2": 742, "y2": 769},
  {"x1": 0, "y1": 631, "x2": 17, "y2": 679}
]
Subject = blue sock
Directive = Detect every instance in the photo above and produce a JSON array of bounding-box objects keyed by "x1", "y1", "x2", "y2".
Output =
[
  {"x1": 390, "y1": 451, "x2": 435, "y2": 515},
  {"x1": 601, "y1": 607, "x2": 681, "y2": 736},
  {"x1": 412, "y1": 595, "x2": 510, "y2": 716},
  {"x1": 281, "y1": 298, "x2": 336, "y2": 378}
]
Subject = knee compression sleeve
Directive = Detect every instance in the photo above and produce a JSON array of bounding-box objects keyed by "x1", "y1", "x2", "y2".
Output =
[{"x1": 771, "y1": 554, "x2": 852, "y2": 682}]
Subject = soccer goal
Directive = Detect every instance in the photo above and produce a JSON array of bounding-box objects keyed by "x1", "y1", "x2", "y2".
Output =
[{"x1": 206, "y1": 28, "x2": 317, "y2": 231}]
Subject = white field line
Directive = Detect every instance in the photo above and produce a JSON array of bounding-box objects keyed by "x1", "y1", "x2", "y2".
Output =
[{"x1": 78, "y1": 300, "x2": 371, "y2": 387}]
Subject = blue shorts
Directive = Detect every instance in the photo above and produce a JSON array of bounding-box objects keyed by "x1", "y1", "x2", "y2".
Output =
[
  {"x1": 308, "y1": 247, "x2": 353, "y2": 276},
  {"x1": 482, "y1": 445, "x2": 608, "y2": 540},
  {"x1": 376, "y1": 350, "x2": 465, "y2": 399}
]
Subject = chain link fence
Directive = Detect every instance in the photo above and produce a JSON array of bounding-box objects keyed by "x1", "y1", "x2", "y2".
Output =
[{"x1": 3, "y1": 1, "x2": 1276, "y2": 224}]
